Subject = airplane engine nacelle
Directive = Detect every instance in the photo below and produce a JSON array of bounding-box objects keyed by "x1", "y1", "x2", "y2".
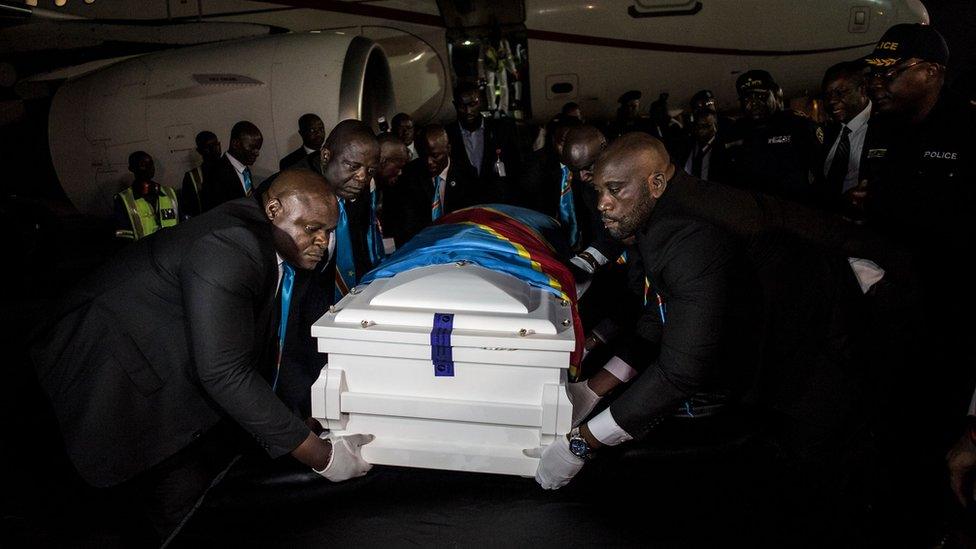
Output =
[{"x1": 49, "y1": 32, "x2": 395, "y2": 216}]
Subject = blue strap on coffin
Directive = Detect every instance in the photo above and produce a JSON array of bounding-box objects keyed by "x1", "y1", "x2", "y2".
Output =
[{"x1": 431, "y1": 313, "x2": 455, "y2": 377}]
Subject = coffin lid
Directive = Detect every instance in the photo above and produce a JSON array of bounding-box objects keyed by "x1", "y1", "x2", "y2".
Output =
[{"x1": 312, "y1": 264, "x2": 575, "y2": 350}]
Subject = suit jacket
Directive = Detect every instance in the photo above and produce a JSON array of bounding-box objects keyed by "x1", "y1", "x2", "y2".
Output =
[
  {"x1": 653, "y1": 170, "x2": 870, "y2": 425},
  {"x1": 519, "y1": 149, "x2": 623, "y2": 259},
  {"x1": 608, "y1": 185, "x2": 758, "y2": 439},
  {"x1": 280, "y1": 147, "x2": 317, "y2": 171},
  {"x1": 811, "y1": 117, "x2": 882, "y2": 211},
  {"x1": 200, "y1": 154, "x2": 247, "y2": 212},
  {"x1": 386, "y1": 157, "x2": 482, "y2": 247},
  {"x1": 446, "y1": 117, "x2": 522, "y2": 203},
  {"x1": 31, "y1": 198, "x2": 309, "y2": 487},
  {"x1": 676, "y1": 134, "x2": 734, "y2": 185}
]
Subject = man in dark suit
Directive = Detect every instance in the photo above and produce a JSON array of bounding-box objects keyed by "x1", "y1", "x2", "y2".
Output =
[
  {"x1": 31, "y1": 170, "x2": 374, "y2": 541},
  {"x1": 533, "y1": 133, "x2": 757, "y2": 490},
  {"x1": 677, "y1": 90, "x2": 734, "y2": 184},
  {"x1": 180, "y1": 130, "x2": 221, "y2": 220},
  {"x1": 269, "y1": 120, "x2": 382, "y2": 421},
  {"x1": 519, "y1": 115, "x2": 582, "y2": 243},
  {"x1": 446, "y1": 81, "x2": 521, "y2": 202},
  {"x1": 386, "y1": 124, "x2": 481, "y2": 247},
  {"x1": 816, "y1": 61, "x2": 876, "y2": 218},
  {"x1": 279, "y1": 113, "x2": 325, "y2": 171},
  {"x1": 200, "y1": 120, "x2": 264, "y2": 212},
  {"x1": 540, "y1": 134, "x2": 874, "y2": 542}
]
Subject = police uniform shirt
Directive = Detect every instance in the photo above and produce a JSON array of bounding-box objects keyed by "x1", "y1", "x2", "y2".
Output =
[
  {"x1": 726, "y1": 110, "x2": 822, "y2": 203},
  {"x1": 868, "y1": 92, "x2": 975, "y2": 248},
  {"x1": 824, "y1": 101, "x2": 872, "y2": 193}
]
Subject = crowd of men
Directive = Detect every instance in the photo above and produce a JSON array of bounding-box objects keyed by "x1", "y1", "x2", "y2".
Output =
[{"x1": 35, "y1": 23, "x2": 976, "y2": 545}]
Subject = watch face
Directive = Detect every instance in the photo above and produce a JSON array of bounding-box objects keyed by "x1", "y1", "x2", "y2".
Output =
[{"x1": 569, "y1": 437, "x2": 589, "y2": 459}]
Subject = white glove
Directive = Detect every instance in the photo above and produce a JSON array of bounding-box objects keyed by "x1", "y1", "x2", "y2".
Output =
[
  {"x1": 523, "y1": 435, "x2": 584, "y2": 490},
  {"x1": 567, "y1": 380, "x2": 601, "y2": 427},
  {"x1": 313, "y1": 433, "x2": 375, "y2": 482}
]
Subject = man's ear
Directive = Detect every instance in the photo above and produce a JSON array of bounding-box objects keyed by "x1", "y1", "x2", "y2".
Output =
[
  {"x1": 265, "y1": 197, "x2": 282, "y2": 221},
  {"x1": 320, "y1": 147, "x2": 332, "y2": 167},
  {"x1": 648, "y1": 171, "x2": 668, "y2": 199}
]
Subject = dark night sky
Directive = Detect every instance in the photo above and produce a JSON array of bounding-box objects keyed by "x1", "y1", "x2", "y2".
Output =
[{"x1": 923, "y1": 0, "x2": 976, "y2": 85}]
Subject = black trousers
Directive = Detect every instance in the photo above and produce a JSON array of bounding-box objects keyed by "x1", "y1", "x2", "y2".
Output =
[{"x1": 109, "y1": 423, "x2": 241, "y2": 545}]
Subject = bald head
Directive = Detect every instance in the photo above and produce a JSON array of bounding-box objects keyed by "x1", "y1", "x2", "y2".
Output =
[
  {"x1": 377, "y1": 133, "x2": 409, "y2": 187},
  {"x1": 321, "y1": 119, "x2": 380, "y2": 200},
  {"x1": 419, "y1": 124, "x2": 450, "y2": 177},
  {"x1": 592, "y1": 132, "x2": 674, "y2": 240},
  {"x1": 601, "y1": 132, "x2": 671, "y2": 170},
  {"x1": 264, "y1": 169, "x2": 338, "y2": 270},
  {"x1": 561, "y1": 125, "x2": 607, "y2": 184}
]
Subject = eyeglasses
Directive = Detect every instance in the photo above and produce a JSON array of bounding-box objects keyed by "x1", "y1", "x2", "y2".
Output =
[{"x1": 870, "y1": 60, "x2": 924, "y2": 84}]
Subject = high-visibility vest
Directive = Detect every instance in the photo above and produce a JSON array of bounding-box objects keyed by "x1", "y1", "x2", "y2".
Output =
[{"x1": 116, "y1": 186, "x2": 179, "y2": 240}]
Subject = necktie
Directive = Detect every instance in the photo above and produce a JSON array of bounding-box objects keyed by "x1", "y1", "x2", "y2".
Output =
[
  {"x1": 431, "y1": 175, "x2": 443, "y2": 221},
  {"x1": 643, "y1": 276, "x2": 666, "y2": 324},
  {"x1": 826, "y1": 126, "x2": 851, "y2": 193},
  {"x1": 334, "y1": 199, "x2": 355, "y2": 301},
  {"x1": 272, "y1": 262, "x2": 295, "y2": 391},
  {"x1": 366, "y1": 184, "x2": 385, "y2": 266},
  {"x1": 692, "y1": 143, "x2": 710, "y2": 179},
  {"x1": 558, "y1": 165, "x2": 579, "y2": 249},
  {"x1": 242, "y1": 167, "x2": 253, "y2": 196}
]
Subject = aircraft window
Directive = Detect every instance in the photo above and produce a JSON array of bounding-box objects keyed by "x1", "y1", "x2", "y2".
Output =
[{"x1": 550, "y1": 82, "x2": 574, "y2": 95}]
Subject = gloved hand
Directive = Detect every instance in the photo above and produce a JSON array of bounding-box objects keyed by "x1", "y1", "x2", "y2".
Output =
[
  {"x1": 523, "y1": 435, "x2": 584, "y2": 490},
  {"x1": 567, "y1": 380, "x2": 601, "y2": 427},
  {"x1": 313, "y1": 433, "x2": 375, "y2": 482}
]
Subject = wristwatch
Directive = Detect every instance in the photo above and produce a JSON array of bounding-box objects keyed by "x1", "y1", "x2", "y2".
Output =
[{"x1": 568, "y1": 427, "x2": 595, "y2": 460}]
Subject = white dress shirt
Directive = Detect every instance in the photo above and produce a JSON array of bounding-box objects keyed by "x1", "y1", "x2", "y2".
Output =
[
  {"x1": 226, "y1": 152, "x2": 251, "y2": 194},
  {"x1": 823, "y1": 101, "x2": 871, "y2": 193}
]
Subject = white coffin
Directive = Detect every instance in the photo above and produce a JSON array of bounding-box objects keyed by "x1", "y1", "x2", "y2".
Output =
[{"x1": 310, "y1": 262, "x2": 575, "y2": 477}]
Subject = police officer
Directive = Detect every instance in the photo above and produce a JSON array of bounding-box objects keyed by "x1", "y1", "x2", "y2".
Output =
[
  {"x1": 861, "y1": 23, "x2": 976, "y2": 537},
  {"x1": 607, "y1": 90, "x2": 643, "y2": 139},
  {"x1": 114, "y1": 151, "x2": 179, "y2": 241},
  {"x1": 725, "y1": 70, "x2": 823, "y2": 204}
]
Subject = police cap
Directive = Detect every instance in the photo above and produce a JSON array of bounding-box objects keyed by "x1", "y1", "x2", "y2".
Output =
[
  {"x1": 690, "y1": 89, "x2": 716, "y2": 112},
  {"x1": 861, "y1": 23, "x2": 949, "y2": 68},
  {"x1": 736, "y1": 70, "x2": 778, "y2": 97}
]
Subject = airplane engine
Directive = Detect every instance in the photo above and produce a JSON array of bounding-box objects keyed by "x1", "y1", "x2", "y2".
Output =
[{"x1": 48, "y1": 32, "x2": 395, "y2": 216}]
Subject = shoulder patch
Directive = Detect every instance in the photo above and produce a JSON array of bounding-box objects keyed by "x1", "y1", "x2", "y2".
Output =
[{"x1": 815, "y1": 126, "x2": 824, "y2": 145}]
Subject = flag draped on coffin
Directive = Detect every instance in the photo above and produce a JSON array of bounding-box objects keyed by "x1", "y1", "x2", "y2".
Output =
[{"x1": 360, "y1": 204, "x2": 584, "y2": 371}]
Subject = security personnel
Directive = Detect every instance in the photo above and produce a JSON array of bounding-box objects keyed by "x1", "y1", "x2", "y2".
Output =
[
  {"x1": 725, "y1": 69, "x2": 823, "y2": 204},
  {"x1": 114, "y1": 151, "x2": 178, "y2": 241},
  {"x1": 678, "y1": 90, "x2": 734, "y2": 184},
  {"x1": 180, "y1": 131, "x2": 221, "y2": 220},
  {"x1": 861, "y1": 23, "x2": 976, "y2": 539},
  {"x1": 607, "y1": 90, "x2": 643, "y2": 139}
]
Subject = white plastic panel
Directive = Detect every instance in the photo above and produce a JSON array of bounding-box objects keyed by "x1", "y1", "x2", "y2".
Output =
[{"x1": 325, "y1": 354, "x2": 562, "y2": 403}]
